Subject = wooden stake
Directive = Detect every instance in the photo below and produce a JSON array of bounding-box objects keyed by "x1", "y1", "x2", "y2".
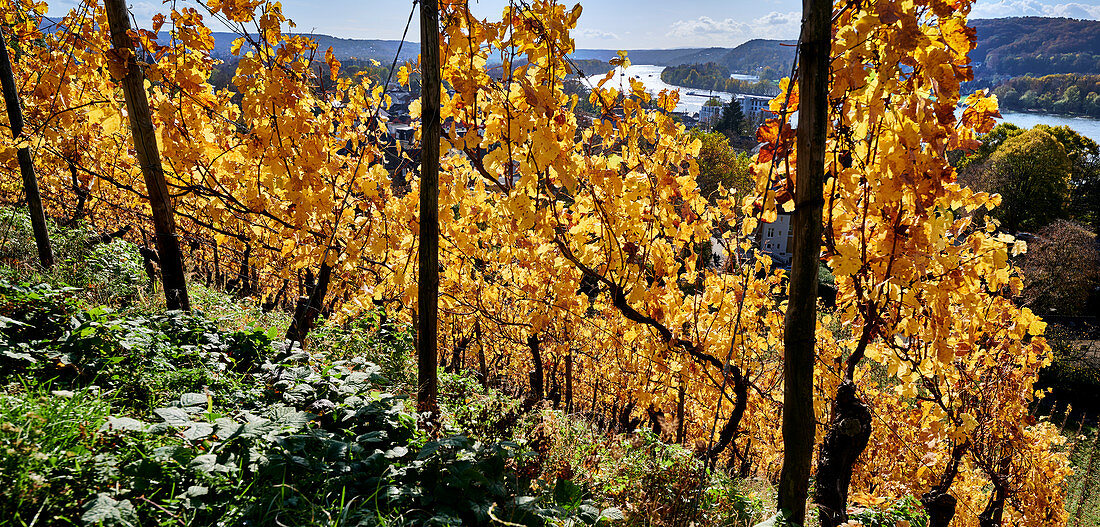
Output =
[
  {"x1": 778, "y1": 0, "x2": 830, "y2": 522},
  {"x1": 0, "y1": 26, "x2": 53, "y2": 269},
  {"x1": 104, "y1": 0, "x2": 190, "y2": 310},
  {"x1": 416, "y1": 0, "x2": 441, "y2": 419}
]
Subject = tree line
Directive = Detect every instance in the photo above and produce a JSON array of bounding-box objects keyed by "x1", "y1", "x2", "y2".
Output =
[
  {"x1": 660, "y1": 62, "x2": 780, "y2": 96},
  {"x1": 970, "y1": 17, "x2": 1100, "y2": 78},
  {"x1": 955, "y1": 123, "x2": 1100, "y2": 317},
  {"x1": 992, "y1": 74, "x2": 1100, "y2": 117},
  {"x1": 209, "y1": 57, "x2": 412, "y2": 95},
  {"x1": 989, "y1": 53, "x2": 1100, "y2": 78}
]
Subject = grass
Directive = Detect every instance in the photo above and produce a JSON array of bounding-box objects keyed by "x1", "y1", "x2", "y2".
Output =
[
  {"x1": 187, "y1": 282, "x2": 292, "y2": 335},
  {"x1": 0, "y1": 384, "x2": 116, "y2": 525},
  {"x1": 437, "y1": 377, "x2": 770, "y2": 527},
  {"x1": 1065, "y1": 425, "x2": 1100, "y2": 527}
]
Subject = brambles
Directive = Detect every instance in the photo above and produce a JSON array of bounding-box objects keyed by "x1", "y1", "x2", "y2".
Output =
[
  {"x1": 0, "y1": 208, "x2": 146, "y2": 305},
  {"x1": 0, "y1": 267, "x2": 617, "y2": 526}
]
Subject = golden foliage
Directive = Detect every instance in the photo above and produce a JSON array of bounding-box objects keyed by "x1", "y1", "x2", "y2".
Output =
[{"x1": 0, "y1": 0, "x2": 1069, "y2": 524}]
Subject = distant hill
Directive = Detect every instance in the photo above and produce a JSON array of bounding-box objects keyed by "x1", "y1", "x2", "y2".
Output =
[
  {"x1": 571, "y1": 47, "x2": 726, "y2": 66},
  {"x1": 720, "y1": 40, "x2": 797, "y2": 75},
  {"x1": 199, "y1": 31, "x2": 795, "y2": 77},
  {"x1": 971, "y1": 17, "x2": 1100, "y2": 77},
  {"x1": 573, "y1": 18, "x2": 1100, "y2": 80},
  {"x1": 205, "y1": 32, "x2": 420, "y2": 63},
  {"x1": 199, "y1": 17, "x2": 1100, "y2": 80},
  {"x1": 571, "y1": 39, "x2": 796, "y2": 76}
]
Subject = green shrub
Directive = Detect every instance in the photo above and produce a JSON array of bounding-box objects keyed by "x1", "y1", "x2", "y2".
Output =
[
  {"x1": 61, "y1": 237, "x2": 146, "y2": 304},
  {"x1": 0, "y1": 207, "x2": 35, "y2": 264},
  {"x1": 308, "y1": 312, "x2": 416, "y2": 390},
  {"x1": 540, "y1": 413, "x2": 764, "y2": 527},
  {"x1": 440, "y1": 372, "x2": 528, "y2": 443},
  {"x1": 187, "y1": 282, "x2": 292, "y2": 335},
  {"x1": 0, "y1": 281, "x2": 81, "y2": 369},
  {"x1": 0, "y1": 207, "x2": 146, "y2": 306},
  {"x1": 0, "y1": 281, "x2": 615, "y2": 526},
  {"x1": 848, "y1": 496, "x2": 929, "y2": 527},
  {"x1": 70, "y1": 360, "x2": 612, "y2": 526},
  {"x1": 0, "y1": 280, "x2": 272, "y2": 410}
]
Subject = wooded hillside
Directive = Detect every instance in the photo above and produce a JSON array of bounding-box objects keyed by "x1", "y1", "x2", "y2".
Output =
[
  {"x1": 971, "y1": 17, "x2": 1100, "y2": 77},
  {"x1": 571, "y1": 39, "x2": 796, "y2": 75}
]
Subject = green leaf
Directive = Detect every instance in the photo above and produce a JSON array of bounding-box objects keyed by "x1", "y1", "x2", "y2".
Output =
[
  {"x1": 269, "y1": 405, "x2": 311, "y2": 429},
  {"x1": 154, "y1": 407, "x2": 192, "y2": 428},
  {"x1": 180, "y1": 393, "x2": 208, "y2": 407},
  {"x1": 182, "y1": 422, "x2": 214, "y2": 441},
  {"x1": 417, "y1": 441, "x2": 440, "y2": 460},
  {"x1": 383, "y1": 445, "x2": 408, "y2": 459},
  {"x1": 597, "y1": 507, "x2": 624, "y2": 523},
  {"x1": 0, "y1": 315, "x2": 28, "y2": 328},
  {"x1": 189, "y1": 454, "x2": 235, "y2": 474},
  {"x1": 81, "y1": 494, "x2": 138, "y2": 526},
  {"x1": 751, "y1": 513, "x2": 781, "y2": 527},
  {"x1": 184, "y1": 485, "x2": 208, "y2": 497},
  {"x1": 1, "y1": 346, "x2": 36, "y2": 364},
  {"x1": 100, "y1": 416, "x2": 148, "y2": 433},
  {"x1": 514, "y1": 496, "x2": 539, "y2": 506},
  {"x1": 553, "y1": 478, "x2": 583, "y2": 505}
]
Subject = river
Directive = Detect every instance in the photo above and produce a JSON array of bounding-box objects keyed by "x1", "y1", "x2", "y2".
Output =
[
  {"x1": 583, "y1": 65, "x2": 1100, "y2": 142},
  {"x1": 584, "y1": 64, "x2": 736, "y2": 114},
  {"x1": 997, "y1": 111, "x2": 1100, "y2": 143}
]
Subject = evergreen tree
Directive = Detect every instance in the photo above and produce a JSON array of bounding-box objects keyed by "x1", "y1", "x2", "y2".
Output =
[{"x1": 716, "y1": 98, "x2": 744, "y2": 138}]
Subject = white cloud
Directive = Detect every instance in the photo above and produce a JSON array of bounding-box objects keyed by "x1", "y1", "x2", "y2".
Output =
[
  {"x1": 1046, "y1": 2, "x2": 1100, "y2": 17},
  {"x1": 130, "y1": 2, "x2": 161, "y2": 22},
  {"x1": 756, "y1": 11, "x2": 801, "y2": 26},
  {"x1": 666, "y1": 11, "x2": 801, "y2": 47},
  {"x1": 970, "y1": 0, "x2": 1100, "y2": 20},
  {"x1": 667, "y1": 16, "x2": 746, "y2": 41},
  {"x1": 575, "y1": 28, "x2": 620, "y2": 41}
]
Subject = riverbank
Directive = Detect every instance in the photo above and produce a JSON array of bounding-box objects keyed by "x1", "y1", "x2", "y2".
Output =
[
  {"x1": 585, "y1": 64, "x2": 737, "y2": 114},
  {"x1": 589, "y1": 67, "x2": 1100, "y2": 143},
  {"x1": 998, "y1": 110, "x2": 1100, "y2": 143}
]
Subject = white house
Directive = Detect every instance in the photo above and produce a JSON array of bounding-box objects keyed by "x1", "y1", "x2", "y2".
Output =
[
  {"x1": 736, "y1": 94, "x2": 773, "y2": 121},
  {"x1": 759, "y1": 212, "x2": 793, "y2": 266},
  {"x1": 706, "y1": 211, "x2": 793, "y2": 272},
  {"x1": 698, "y1": 104, "x2": 722, "y2": 125}
]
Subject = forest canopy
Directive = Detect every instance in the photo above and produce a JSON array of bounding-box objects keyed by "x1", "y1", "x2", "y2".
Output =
[
  {"x1": 971, "y1": 17, "x2": 1100, "y2": 77},
  {"x1": 660, "y1": 62, "x2": 781, "y2": 96},
  {"x1": 991, "y1": 74, "x2": 1100, "y2": 116}
]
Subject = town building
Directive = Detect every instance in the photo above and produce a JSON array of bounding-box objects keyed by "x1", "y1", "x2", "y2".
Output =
[
  {"x1": 707, "y1": 211, "x2": 794, "y2": 272},
  {"x1": 759, "y1": 212, "x2": 793, "y2": 267},
  {"x1": 698, "y1": 103, "x2": 721, "y2": 125},
  {"x1": 736, "y1": 94, "x2": 772, "y2": 121}
]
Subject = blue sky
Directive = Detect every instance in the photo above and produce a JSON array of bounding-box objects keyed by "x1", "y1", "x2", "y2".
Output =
[{"x1": 46, "y1": 0, "x2": 1100, "y2": 48}]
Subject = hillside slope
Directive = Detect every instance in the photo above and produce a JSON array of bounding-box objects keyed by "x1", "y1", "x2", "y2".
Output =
[
  {"x1": 572, "y1": 39, "x2": 796, "y2": 74},
  {"x1": 971, "y1": 17, "x2": 1100, "y2": 77},
  {"x1": 196, "y1": 17, "x2": 1100, "y2": 79},
  {"x1": 206, "y1": 32, "x2": 420, "y2": 62}
]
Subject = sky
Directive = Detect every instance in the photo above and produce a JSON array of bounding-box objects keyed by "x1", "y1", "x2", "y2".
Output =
[{"x1": 44, "y1": 0, "x2": 1100, "y2": 49}]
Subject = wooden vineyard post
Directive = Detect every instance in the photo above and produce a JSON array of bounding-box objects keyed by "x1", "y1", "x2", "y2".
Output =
[
  {"x1": 104, "y1": 0, "x2": 190, "y2": 311},
  {"x1": 0, "y1": 26, "x2": 53, "y2": 268},
  {"x1": 778, "y1": 0, "x2": 830, "y2": 522},
  {"x1": 417, "y1": 0, "x2": 441, "y2": 419}
]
